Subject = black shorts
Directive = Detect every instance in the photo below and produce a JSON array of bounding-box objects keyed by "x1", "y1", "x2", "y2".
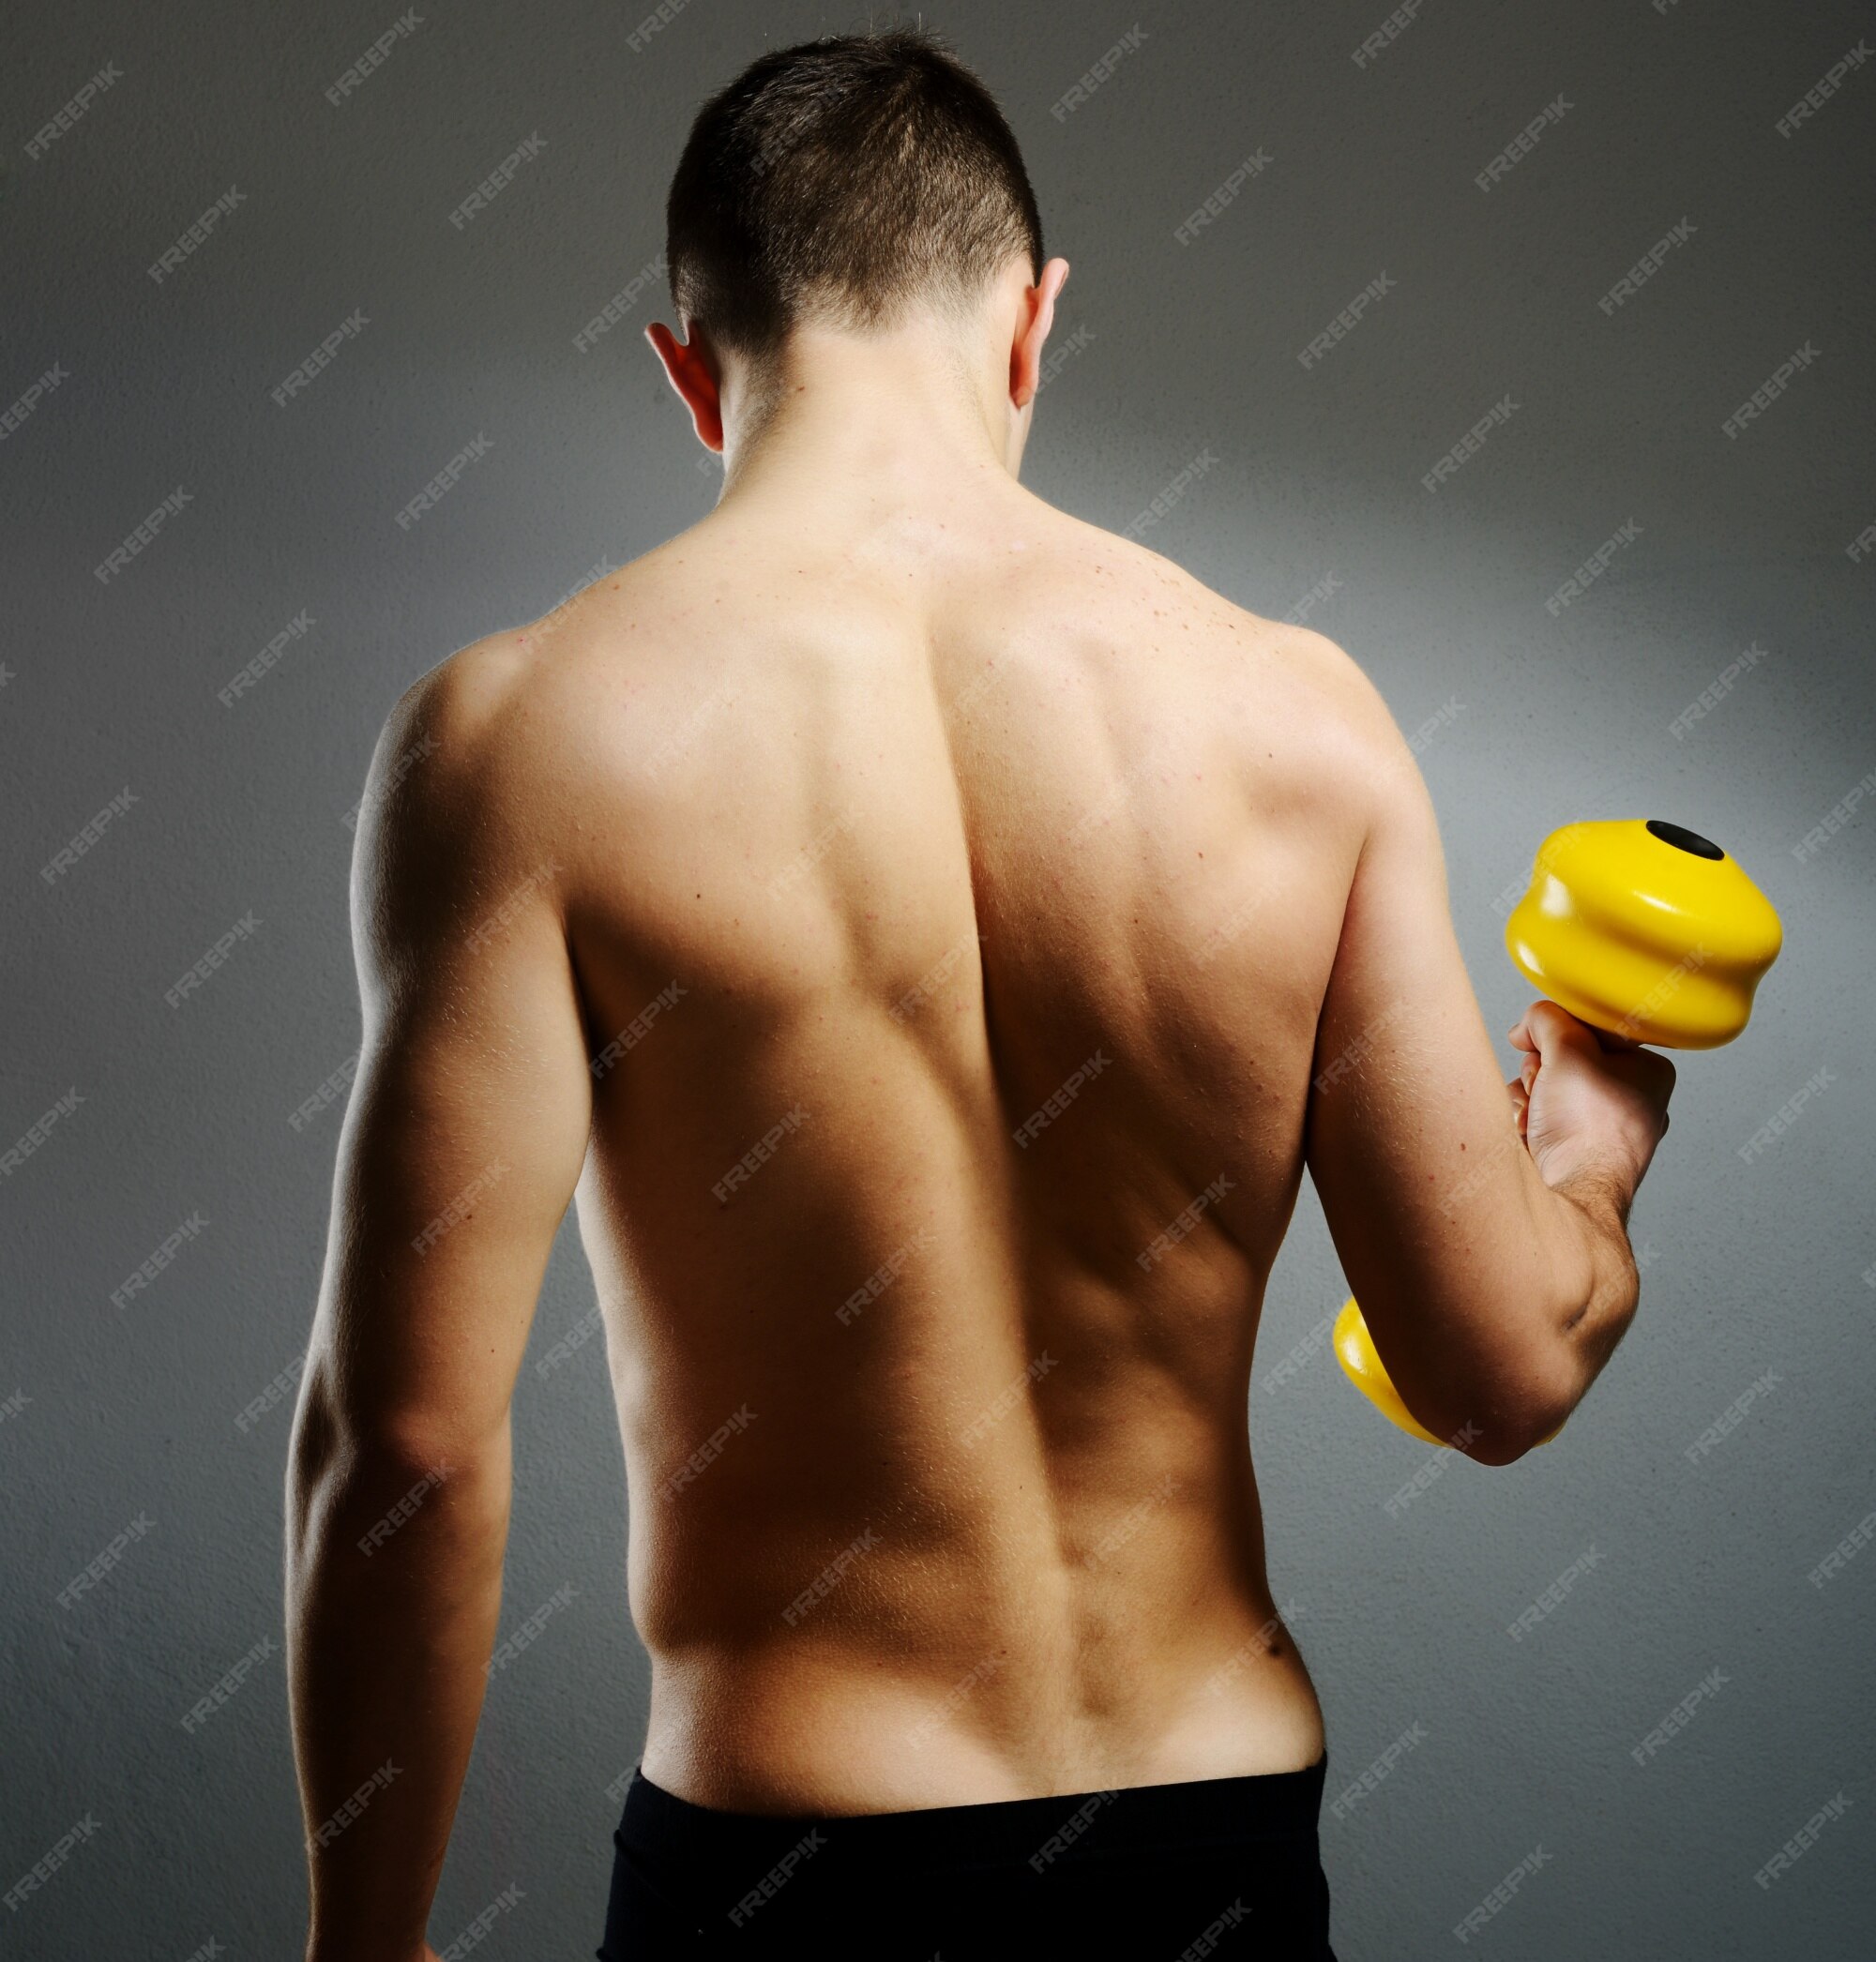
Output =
[{"x1": 598, "y1": 1755, "x2": 1337, "y2": 1959}]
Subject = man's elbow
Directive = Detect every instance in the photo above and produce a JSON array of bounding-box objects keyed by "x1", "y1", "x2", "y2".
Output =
[
  {"x1": 287, "y1": 1375, "x2": 501, "y2": 1549},
  {"x1": 1443, "y1": 1353, "x2": 1581, "y2": 1468}
]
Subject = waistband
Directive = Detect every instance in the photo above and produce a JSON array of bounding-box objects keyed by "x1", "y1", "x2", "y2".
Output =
[{"x1": 619, "y1": 1754, "x2": 1327, "y2": 1871}]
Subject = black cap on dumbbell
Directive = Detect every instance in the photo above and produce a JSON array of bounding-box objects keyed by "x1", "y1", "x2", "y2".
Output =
[{"x1": 1645, "y1": 819, "x2": 1724, "y2": 860}]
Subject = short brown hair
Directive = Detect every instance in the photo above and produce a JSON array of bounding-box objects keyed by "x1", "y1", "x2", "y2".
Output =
[{"x1": 665, "y1": 26, "x2": 1045, "y2": 363}]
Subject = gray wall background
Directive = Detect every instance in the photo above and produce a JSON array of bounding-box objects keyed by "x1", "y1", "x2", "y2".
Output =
[{"x1": 4, "y1": 0, "x2": 1872, "y2": 1954}]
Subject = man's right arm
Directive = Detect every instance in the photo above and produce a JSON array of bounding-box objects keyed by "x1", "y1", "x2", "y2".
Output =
[{"x1": 1297, "y1": 639, "x2": 1674, "y2": 1463}]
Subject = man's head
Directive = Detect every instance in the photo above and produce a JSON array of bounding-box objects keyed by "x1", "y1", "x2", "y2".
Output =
[{"x1": 647, "y1": 27, "x2": 1068, "y2": 475}]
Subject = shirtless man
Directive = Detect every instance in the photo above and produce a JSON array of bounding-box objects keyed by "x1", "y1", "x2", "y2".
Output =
[{"x1": 286, "y1": 27, "x2": 1674, "y2": 1961}]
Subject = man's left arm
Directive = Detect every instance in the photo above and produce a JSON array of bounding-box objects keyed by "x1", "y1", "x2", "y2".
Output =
[{"x1": 286, "y1": 656, "x2": 593, "y2": 1962}]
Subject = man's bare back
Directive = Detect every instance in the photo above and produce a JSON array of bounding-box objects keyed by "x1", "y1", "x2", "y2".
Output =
[
  {"x1": 424, "y1": 483, "x2": 1359, "y2": 1814},
  {"x1": 287, "y1": 37, "x2": 1673, "y2": 1955}
]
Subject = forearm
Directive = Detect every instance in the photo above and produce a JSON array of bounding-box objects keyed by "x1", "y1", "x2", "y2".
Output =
[
  {"x1": 1545, "y1": 1164, "x2": 1642, "y2": 1394},
  {"x1": 1516, "y1": 1156, "x2": 1642, "y2": 1433},
  {"x1": 287, "y1": 1422, "x2": 510, "y2": 1962}
]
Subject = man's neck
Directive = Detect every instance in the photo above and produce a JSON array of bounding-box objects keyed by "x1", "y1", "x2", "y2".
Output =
[{"x1": 713, "y1": 326, "x2": 1017, "y2": 520}]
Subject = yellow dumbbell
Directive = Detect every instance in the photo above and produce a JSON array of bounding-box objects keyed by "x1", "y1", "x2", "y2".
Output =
[{"x1": 1335, "y1": 818, "x2": 1784, "y2": 1446}]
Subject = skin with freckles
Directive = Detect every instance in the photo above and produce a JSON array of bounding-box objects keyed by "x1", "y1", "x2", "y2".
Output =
[{"x1": 289, "y1": 249, "x2": 1667, "y2": 1957}]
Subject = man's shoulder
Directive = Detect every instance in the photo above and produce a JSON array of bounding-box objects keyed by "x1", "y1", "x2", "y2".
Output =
[{"x1": 1036, "y1": 511, "x2": 1399, "y2": 746}]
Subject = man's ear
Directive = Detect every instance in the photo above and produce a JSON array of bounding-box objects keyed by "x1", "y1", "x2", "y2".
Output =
[
  {"x1": 644, "y1": 320, "x2": 725, "y2": 452},
  {"x1": 1009, "y1": 258, "x2": 1072, "y2": 411}
]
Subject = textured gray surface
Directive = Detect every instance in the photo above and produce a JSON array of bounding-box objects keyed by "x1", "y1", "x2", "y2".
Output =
[{"x1": 4, "y1": 1, "x2": 1872, "y2": 1954}]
